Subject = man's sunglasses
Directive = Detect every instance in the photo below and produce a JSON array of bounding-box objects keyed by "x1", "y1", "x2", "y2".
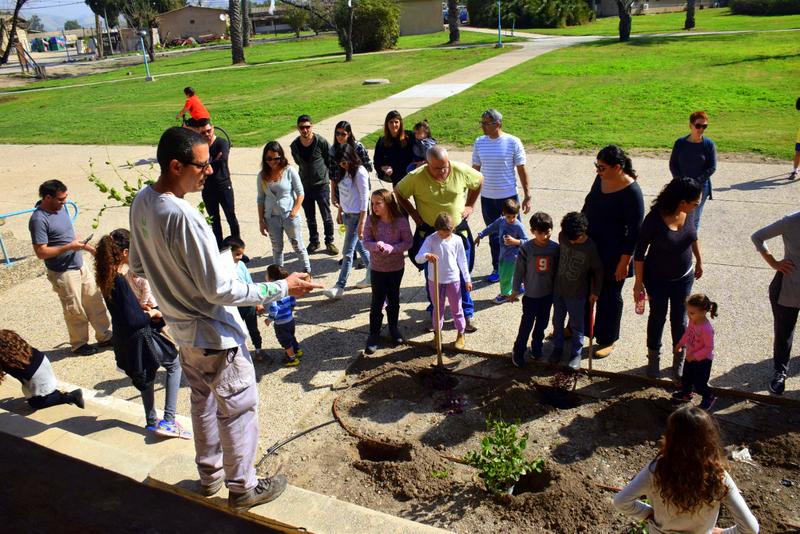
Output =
[
  {"x1": 298, "y1": 125, "x2": 312, "y2": 130},
  {"x1": 693, "y1": 123, "x2": 708, "y2": 130},
  {"x1": 186, "y1": 160, "x2": 212, "y2": 171}
]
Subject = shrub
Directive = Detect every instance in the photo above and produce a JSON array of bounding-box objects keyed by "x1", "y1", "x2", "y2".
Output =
[
  {"x1": 729, "y1": 0, "x2": 800, "y2": 14},
  {"x1": 284, "y1": 5, "x2": 309, "y2": 38},
  {"x1": 334, "y1": 0, "x2": 400, "y2": 53},
  {"x1": 467, "y1": 0, "x2": 593, "y2": 28},
  {"x1": 463, "y1": 416, "x2": 544, "y2": 494}
]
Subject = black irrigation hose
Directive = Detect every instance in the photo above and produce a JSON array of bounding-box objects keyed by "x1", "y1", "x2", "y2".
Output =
[{"x1": 257, "y1": 419, "x2": 337, "y2": 470}]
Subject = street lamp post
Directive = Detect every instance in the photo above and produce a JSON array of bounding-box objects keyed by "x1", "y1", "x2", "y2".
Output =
[
  {"x1": 138, "y1": 31, "x2": 154, "y2": 82},
  {"x1": 496, "y1": 0, "x2": 503, "y2": 48}
]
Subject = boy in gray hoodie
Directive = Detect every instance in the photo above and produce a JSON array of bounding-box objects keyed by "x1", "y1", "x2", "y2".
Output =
[{"x1": 510, "y1": 212, "x2": 559, "y2": 367}]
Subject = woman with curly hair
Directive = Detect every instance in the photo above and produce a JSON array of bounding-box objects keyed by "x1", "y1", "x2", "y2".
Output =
[
  {"x1": 614, "y1": 406, "x2": 759, "y2": 533},
  {"x1": 95, "y1": 228, "x2": 190, "y2": 440},
  {"x1": 0, "y1": 329, "x2": 83, "y2": 410}
]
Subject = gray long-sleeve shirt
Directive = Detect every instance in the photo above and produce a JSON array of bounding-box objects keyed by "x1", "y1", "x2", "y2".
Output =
[
  {"x1": 613, "y1": 462, "x2": 759, "y2": 534},
  {"x1": 512, "y1": 239, "x2": 559, "y2": 298},
  {"x1": 129, "y1": 185, "x2": 287, "y2": 350},
  {"x1": 752, "y1": 211, "x2": 800, "y2": 308}
]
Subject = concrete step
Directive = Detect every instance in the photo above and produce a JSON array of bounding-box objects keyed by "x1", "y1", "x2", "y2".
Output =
[{"x1": 0, "y1": 379, "x2": 452, "y2": 534}]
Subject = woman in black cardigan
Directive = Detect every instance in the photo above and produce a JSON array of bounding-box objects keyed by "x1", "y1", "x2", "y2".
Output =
[
  {"x1": 582, "y1": 145, "x2": 645, "y2": 359},
  {"x1": 374, "y1": 110, "x2": 415, "y2": 187}
]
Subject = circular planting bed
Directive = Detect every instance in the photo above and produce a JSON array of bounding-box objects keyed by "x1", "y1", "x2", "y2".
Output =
[{"x1": 266, "y1": 348, "x2": 800, "y2": 533}]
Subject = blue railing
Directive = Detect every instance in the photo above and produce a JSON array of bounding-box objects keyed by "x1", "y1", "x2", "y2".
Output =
[{"x1": 0, "y1": 201, "x2": 79, "y2": 266}]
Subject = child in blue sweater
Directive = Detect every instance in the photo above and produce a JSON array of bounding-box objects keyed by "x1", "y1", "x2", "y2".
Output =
[
  {"x1": 222, "y1": 236, "x2": 265, "y2": 360},
  {"x1": 475, "y1": 198, "x2": 528, "y2": 303},
  {"x1": 264, "y1": 264, "x2": 302, "y2": 367}
]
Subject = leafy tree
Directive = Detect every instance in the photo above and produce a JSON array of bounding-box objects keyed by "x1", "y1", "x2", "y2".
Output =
[
  {"x1": 64, "y1": 19, "x2": 82, "y2": 30},
  {"x1": 285, "y1": 5, "x2": 308, "y2": 37},
  {"x1": 229, "y1": 0, "x2": 245, "y2": 63},
  {"x1": 85, "y1": 0, "x2": 123, "y2": 28},
  {"x1": 334, "y1": 0, "x2": 399, "y2": 55},
  {"x1": 28, "y1": 14, "x2": 44, "y2": 31}
]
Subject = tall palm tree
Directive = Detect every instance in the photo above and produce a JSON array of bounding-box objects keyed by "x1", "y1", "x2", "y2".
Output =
[
  {"x1": 241, "y1": 0, "x2": 251, "y2": 47},
  {"x1": 229, "y1": 0, "x2": 245, "y2": 64}
]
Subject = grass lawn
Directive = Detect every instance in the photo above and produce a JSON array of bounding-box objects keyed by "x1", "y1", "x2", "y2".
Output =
[
  {"x1": 11, "y1": 31, "x2": 520, "y2": 91},
  {"x1": 390, "y1": 32, "x2": 799, "y2": 159},
  {"x1": 0, "y1": 46, "x2": 510, "y2": 146},
  {"x1": 517, "y1": 7, "x2": 800, "y2": 35}
]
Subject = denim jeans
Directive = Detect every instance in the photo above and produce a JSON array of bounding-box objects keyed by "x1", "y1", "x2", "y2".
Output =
[
  {"x1": 693, "y1": 179, "x2": 711, "y2": 231},
  {"x1": 141, "y1": 356, "x2": 182, "y2": 427},
  {"x1": 481, "y1": 194, "x2": 518, "y2": 272},
  {"x1": 336, "y1": 212, "x2": 370, "y2": 288},
  {"x1": 644, "y1": 270, "x2": 694, "y2": 353},
  {"x1": 267, "y1": 213, "x2": 311, "y2": 272},
  {"x1": 301, "y1": 182, "x2": 334, "y2": 246},
  {"x1": 770, "y1": 272, "x2": 800, "y2": 374},
  {"x1": 274, "y1": 320, "x2": 300, "y2": 352},
  {"x1": 553, "y1": 295, "x2": 586, "y2": 362},
  {"x1": 592, "y1": 275, "x2": 625, "y2": 346},
  {"x1": 513, "y1": 294, "x2": 553, "y2": 360}
]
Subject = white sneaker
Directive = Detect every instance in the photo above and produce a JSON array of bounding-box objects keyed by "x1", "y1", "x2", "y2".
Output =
[
  {"x1": 355, "y1": 277, "x2": 371, "y2": 289},
  {"x1": 323, "y1": 286, "x2": 344, "y2": 300}
]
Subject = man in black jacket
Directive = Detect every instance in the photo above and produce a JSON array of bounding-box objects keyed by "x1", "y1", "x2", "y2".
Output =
[{"x1": 290, "y1": 114, "x2": 338, "y2": 255}]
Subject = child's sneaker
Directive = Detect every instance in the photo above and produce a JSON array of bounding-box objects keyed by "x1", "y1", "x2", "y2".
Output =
[
  {"x1": 145, "y1": 421, "x2": 159, "y2": 432},
  {"x1": 365, "y1": 336, "x2": 379, "y2": 355},
  {"x1": 769, "y1": 371, "x2": 786, "y2": 395},
  {"x1": 155, "y1": 419, "x2": 193, "y2": 440},
  {"x1": 699, "y1": 395, "x2": 716, "y2": 411},
  {"x1": 355, "y1": 277, "x2": 371, "y2": 289},
  {"x1": 285, "y1": 356, "x2": 300, "y2": 367},
  {"x1": 671, "y1": 391, "x2": 693, "y2": 404},
  {"x1": 493, "y1": 294, "x2": 507, "y2": 304},
  {"x1": 511, "y1": 350, "x2": 526, "y2": 368},
  {"x1": 296, "y1": 348, "x2": 304, "y2": 358}
]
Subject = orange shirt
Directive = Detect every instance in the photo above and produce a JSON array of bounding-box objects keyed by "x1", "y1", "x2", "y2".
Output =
[{"x1": 184, "y1": 95, "x2": 210, "y2": 120}]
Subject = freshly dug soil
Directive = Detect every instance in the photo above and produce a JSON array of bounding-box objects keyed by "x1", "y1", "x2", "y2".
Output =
[{"x1": 265, "y1": 349, "x2": 800, "y2": 533}]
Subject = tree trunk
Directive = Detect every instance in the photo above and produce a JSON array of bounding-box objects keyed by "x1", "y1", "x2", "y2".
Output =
[
  {"x1": 0, "y1": 0, "x2": 25, "y2": 65},
  {"x1": 684, "y1": 0, "x2": 696, "y2": 30},
  {"x1": 145, "y1": 30, "x2": 155, "y2": 63},
  {"x1": 616, "y1": 0, "x2": 632, "y2": 42},
  {"x1": 229, "y1": 0, "x2": 245, "y2": 64},
  {"x1": 447, "y1": 0, "x2": 460, "y2": 44},
  {"x1": 345, "y1": 5, "x2": 354, "y2": 62},
  {"x1": 95, "y1": 13, "x2": 105, "y2": 58},
  {"x1": 241, "y1": 0, "x2": 251, "y2": 47}
]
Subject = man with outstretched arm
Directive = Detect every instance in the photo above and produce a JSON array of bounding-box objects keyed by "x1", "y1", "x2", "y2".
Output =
[{"x1": 129, "y1": 127, "x2": 321, "y2": 512}]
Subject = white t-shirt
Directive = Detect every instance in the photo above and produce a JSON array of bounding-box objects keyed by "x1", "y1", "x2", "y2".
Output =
[
  {"x1": 472, "y1": 133, "x2": 526, "y2": 199},
  {"x1": 338, "y1": 165, "x2": 370, "y2": 215}
]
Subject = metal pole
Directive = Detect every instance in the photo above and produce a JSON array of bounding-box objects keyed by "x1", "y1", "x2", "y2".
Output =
[
  {"x1": 63, "y1": 32, "x2": 71, "y2": 62},
  {"x1": 496, "y1": 0, "x2": 503, "y2": 48},
  {"x1": 139, "y1": 34, "x2": 154, "y2": 82}
]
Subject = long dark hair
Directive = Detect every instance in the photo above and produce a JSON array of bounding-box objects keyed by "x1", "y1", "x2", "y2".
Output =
[
  {"x1": 337, "y1": 143, "x2": 363, "y2": 179},
  {"x1": 0, "y1": 330, "x2": 33, "y2": 383},
  {"x1": 653, "y1": 406, "x2": 728, "y2": 514},
  {"x1": 597, "y1": 144, "x2": 637, "y2": 180},
  {"x1": 651, "y1": 177, "x2": 701, "y2": 215},
  {"x1": 95, "y1": 228, "x2": 130, "y2": 301},
  {"x1": 261, "y1": 140, "x2": 289, "y2": 179},
  {"x1": 333, "y1": 120, "x2": 356, "y2": 147},
  {"x1": 382, "y1": 110, "x2": 408, "y2": 148}
]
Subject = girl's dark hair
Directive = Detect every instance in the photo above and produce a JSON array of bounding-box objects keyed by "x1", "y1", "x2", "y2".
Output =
[
  {"x1": 184, "y1": 86, "x2": 195, "y2": 96},
  {"x1": 334, "y1": 120, "x2": 356, "y2": 147},
  {"x1": 368, "y1": 189, "x2": 403, "y2": 237},
  {"x1": 267, "y1": 264, "x2": 289, "y2": 281},
  {"x1": 413, "y1": 119, "x2": 431, "y2": 138},
  {"x1": 561, "y1": 211, "x2": 588, "y2": 241},
  {"x1": 687, "y1": 293, "x2": 718, "y2": 318},
  {"x1": 653, "y1": 406, "x2": 728, "y2": 514},
  {"x1": 530, "y1": 211, "x2": 553, "y2": 233},
  {"x1": 434, "y1": 212, "x2": 454, "y2": 232},
  {"x1": 597, "y1": 144, "x2": 637, "y2": 180},
  {"x1": 95, "y1": 228, "x2": 130, "y2": 301},
  {"x1": 337, "y1": 143, "x2": 362, "y2": 179},
  {"x1": 0, "y1": 330, "x2": 33, "y2": 383},
  {"x1": 382, "y1": 110, "x2": 408, "y2": 148},
  {"x1": 652, "y1": 177, "x2": 702, "y2": 215},
  {"x1": 261, "y1": 141, "x2": 289, "y2": 178}
]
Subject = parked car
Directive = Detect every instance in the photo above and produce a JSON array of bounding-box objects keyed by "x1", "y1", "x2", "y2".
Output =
[{"x1": 442, "y1": 5, "x2": 468, "y2": 24}]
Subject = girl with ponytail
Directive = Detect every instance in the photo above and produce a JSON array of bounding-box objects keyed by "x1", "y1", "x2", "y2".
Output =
[
  {"x1": 582, "y1": 144, "x2": 645, "y2": 359},
  {"x1": 673, "y1": 293, "x2": 719, "y2": 410},
  {"x1": 95, "y1": 229, "x2": 190, "y2": 440}
]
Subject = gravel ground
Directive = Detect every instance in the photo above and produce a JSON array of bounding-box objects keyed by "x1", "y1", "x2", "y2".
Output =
[{"x1": 1, "y1": 143, "x2": 797, "y2": 457}]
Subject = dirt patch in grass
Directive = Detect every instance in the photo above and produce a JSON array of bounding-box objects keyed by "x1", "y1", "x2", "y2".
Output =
[{"x1": 266, "y1": 350, "x2": 800, "y2": 533}]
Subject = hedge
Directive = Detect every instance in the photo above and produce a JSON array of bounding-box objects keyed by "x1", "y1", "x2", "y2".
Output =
[
  {"x1": 334, "y1": 0, "x2": 400, "y2": 53},
  {"x1": 467, "y1": 0, "x2": 593, "y2": 28}
]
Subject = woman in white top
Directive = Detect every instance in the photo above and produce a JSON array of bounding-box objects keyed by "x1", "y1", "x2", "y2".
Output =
[
  {"x1": 614, "y1": 406, "x2": 758, "y2": 534},
  {"x1": 324, "y1": 144, "x2": 371, "y2": 299},
  {"x1": 257, "y1": 141, "x2": 311, "y2": 274}
]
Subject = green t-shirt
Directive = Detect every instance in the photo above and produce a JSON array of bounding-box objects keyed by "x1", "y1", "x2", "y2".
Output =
[{"x1": 395, "y1": 160, "x2": 483, "y2": 227}]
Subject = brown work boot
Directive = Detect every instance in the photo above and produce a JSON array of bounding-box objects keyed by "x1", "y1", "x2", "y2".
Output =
[
  {"x1": 228, "y1": 475, "x2": 288, "y2": 512},
  {"x1": 454, "y1": 332, "x2": 465, "y2": 350}
]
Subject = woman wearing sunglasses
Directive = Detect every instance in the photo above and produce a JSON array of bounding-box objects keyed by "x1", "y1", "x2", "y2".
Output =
[
  {"x1": 257, "y1": 141, "x2": 312, "y2": 274},
  {"x1": 669, "y1": 111, "x2": 717, "y2": 232}
]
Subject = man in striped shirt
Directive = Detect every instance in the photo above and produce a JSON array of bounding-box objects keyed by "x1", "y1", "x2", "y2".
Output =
[{"x1": 472, "y1": 109, "x2": 532, "y2": 283}]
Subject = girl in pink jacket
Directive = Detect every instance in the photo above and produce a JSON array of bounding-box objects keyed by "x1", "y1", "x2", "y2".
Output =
[{"x1": 673, "y1": 293, "x2": 718, "y2": 410}]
